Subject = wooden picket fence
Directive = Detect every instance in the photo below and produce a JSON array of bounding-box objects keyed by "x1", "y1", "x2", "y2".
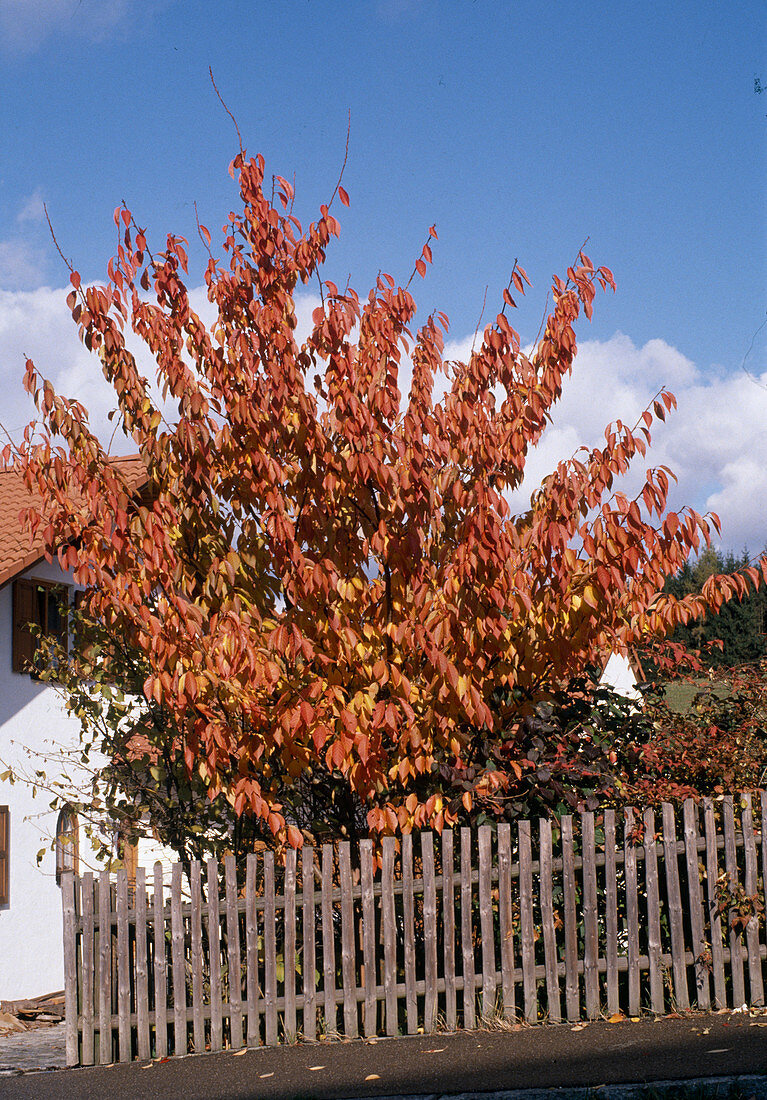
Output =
[{"x1": 62, "y1": 793, "x2": 767, "y2": 1066}]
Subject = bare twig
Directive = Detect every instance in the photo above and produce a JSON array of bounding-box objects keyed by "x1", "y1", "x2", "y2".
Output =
[{"x1": 209, "y1": 67, "x2": 244, "y2": 156}]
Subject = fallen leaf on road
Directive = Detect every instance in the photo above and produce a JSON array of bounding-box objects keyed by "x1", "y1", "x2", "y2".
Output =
[
  {"x1": 421, "y1": 1047, "x2": 446, "y2": 1053},
  {"x1": 233, "y1": 1048, "x2": 248, "y2": 1056},
  {"x1": 259, "y1": 1072, "x2": 274, "y2": 1078},
  {"x1": 630, "y1": 1017, "x2": 640, "y2": 1023},
  {"x1": 608, "y1": 1013, "x2": 625, "y2": 1023},
  {"x1": 141, "y1": 1064, "x2": 153, "y2": 1069},
  {"x1": 309, "y1": 1065, "x2": 325, "y2": 1071},
  {"x1": 751, "y1": 1021, "x2": 767, "y2": 1026},
  {"x1": 365, "y1": 1074, "x2": 381, "y2": 1080},
  {"x1": 707, "y1": 1048, "x2": 732, "y2": 1054},
  {"x1": 570, "y1": 1023, "x2": 588, "y2": 1031}
]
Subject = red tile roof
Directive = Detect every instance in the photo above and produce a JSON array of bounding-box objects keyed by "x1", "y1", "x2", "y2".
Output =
[{"x1": 0, "y1": 456, "x2": 148, "y2": 590}]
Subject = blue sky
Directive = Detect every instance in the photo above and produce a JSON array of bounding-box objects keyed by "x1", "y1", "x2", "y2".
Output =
[{"x1": 1, "y1": 0, "x2": 765, "y2": 548}]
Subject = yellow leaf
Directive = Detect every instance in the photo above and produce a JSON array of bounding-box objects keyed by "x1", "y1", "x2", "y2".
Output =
[{"x1": 365, "y1": 1074, "x2": 381, "y2": 1080}]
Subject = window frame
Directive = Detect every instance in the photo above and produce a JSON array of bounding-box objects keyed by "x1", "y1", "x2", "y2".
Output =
[{"x1": 12, "y1": 578, "x2": 70, "y2": 675}]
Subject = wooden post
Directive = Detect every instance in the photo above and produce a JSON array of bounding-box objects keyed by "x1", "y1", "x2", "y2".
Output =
[
  {"x1": 624, "y1": 809, "x2": 640, "y2": 1018},
  {"x1": 207, "y1": 858, "x2": 223, "y2": 1051},
  {"x1": 224, "y1": 854, "x2": 243, "y2": 1049},
  {"x1": 382, "y1": 836, "x2": 397, "y2": 1036},
  {"x1": 264, "y1": 850, "x2": 278, "y2": 1045},
  {"x1": 581, "y1": 813, "x2": 599, "y2": 1020},
  {"x1": 703, "y1": 798, "x2": 727, "y2": 1008},
  {"x1": 152, "y1": 863, "x2": 167, "y2": 1059},
  {"x1": 116, "y1": 869, "x2": 131, "y2": 1062},
  {"x1": 402, "y1": 833, "x2": 417, "y2": 1034},
  {"x1": 723, "y1": 795, "x2": 746, "y2": 1007},
  {"x1": 135, "y1": 867, "x2": 150, "y2": 1061},
  {"x1": 561, "y1": 815, "x2": 579, "y2": 1021},
  {"x1": 478, "y1": 826, "x2": 496, "y2": 1021},
  {"x1": 741, "y1": 793, "x2": 764, "y2": 1007},
  {"x1": 170, "y1": 863, "x2": 186, "y2": 1057},
  {"x1": 603, "y1": 810, "x2": 619, "y2": 1018},
  {"x1": 339, "y1": 842, "x2": 358, "y2": 1038},
  {"x1": 643, "y1": 808, "x2": 664, "y2": 1014},
  {"x1": 320, "y1": 844, "x2": 336, "y2": 1038},
  {"x1": 284, "y1": 848, "x2": 298, "y2": 1041},
  {"x1": 360, "y1": 840, "x2": 377, "y2": 1038},
  {"x1": 682, "y1": 799, "x2": 710, "y2": 1010},
  {"x1": 80, "y1": 871, "x2": 95, "y2": 1065},
  {"x1": 497, "y1": 823, "x2": 515, "y2": 1021},
  {"x1": 518, "y1": 819, "x2": 536, "y2": 1023},
  {"x1": 661, "y1": 803, "x2": 690, "y2": 1011},
  {"x1": 189, "y1": 861, "x2": 205, "y2": 1053},
  {"x1": 301, "y1": 846, "x2": 317, "y2": 1041},
  {"x1": 421, "y1": 832, "x2": 438, "y2": 1032},
  {"x1": 460, "y1": 828, "x2": 476, "y2": 1028},
  {"x1": 441, "y1": 830, "x2": 457, "y2": 1030},
  {"x1": 539, "y1": 818, "x2": 561, "y2": 1023},
  {"x1": 245, "y1": 853, "x2": 260, "y2": 1047},
  {"x1": 62, "y1": 870, "x2": 79, "y2": 1067}
]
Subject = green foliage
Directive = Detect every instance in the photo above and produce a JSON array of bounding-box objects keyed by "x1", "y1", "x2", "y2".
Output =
[{"x1": 665, "y1": 547, "x2": 767, "y2": 667}]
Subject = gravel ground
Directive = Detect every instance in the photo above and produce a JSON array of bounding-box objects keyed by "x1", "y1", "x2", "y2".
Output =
[{"x1": 0, "y1": 1022, "x2": 66, "y2": 1075}]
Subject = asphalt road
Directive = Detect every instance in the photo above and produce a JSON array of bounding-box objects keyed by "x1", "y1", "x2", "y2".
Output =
[{"x1": 1, "y1": 1013, "x2": 765, "y2": 1100}]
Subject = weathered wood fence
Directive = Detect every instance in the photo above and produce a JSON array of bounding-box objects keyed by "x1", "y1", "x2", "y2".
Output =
[{"x1": 62, "y1": 793, "x2": 767, "y2": 1066}]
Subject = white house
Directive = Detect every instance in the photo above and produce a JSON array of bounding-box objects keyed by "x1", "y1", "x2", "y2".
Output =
[{"x1": 0, "y1": 458, "x2": 159, "y2": 999}]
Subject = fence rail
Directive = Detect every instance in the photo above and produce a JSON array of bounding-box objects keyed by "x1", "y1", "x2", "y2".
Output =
[{"x1": 62, "y1": 792, "x2": 767, "y2": 1066}]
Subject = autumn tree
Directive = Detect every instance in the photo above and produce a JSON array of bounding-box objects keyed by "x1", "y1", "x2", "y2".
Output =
[{"x1": 6, "y1": 143, "x2": 764, "y2": 847}]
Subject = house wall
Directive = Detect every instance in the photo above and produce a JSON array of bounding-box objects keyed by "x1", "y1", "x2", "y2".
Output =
[
  {"x1": 0, "y1": 560, "x2": 178, "y2": 998},
  {"x1": 0, "y1": 559, "x2": 84, "y2": 998}
]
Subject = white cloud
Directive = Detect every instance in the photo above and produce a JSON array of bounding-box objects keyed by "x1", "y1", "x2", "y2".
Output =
[
  {"x1": 16, "y1": 190, "x2": 46, "y2": 226},
  {"x1": 0, "y1": 0, "x2": 170, "y2": 56},
  {"x1": 2, "y1": 285, "x2": 765, "y2": 552},
  {"x1": 0, "y1": 240, "x2": 47, "y2": 291}
]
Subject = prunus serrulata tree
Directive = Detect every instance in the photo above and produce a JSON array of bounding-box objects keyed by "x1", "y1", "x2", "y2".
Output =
[{"x1": 7, "y1": 145, "x2": 762, "y2": 845}]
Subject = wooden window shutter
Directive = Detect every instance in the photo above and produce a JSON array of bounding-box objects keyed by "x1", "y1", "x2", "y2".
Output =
[
  {"x1": 0, "y1": 807, "x2": 9, "y2": 905},
  {"x1": 12, "y1": 580, "x2": 38, "y2": 673}
]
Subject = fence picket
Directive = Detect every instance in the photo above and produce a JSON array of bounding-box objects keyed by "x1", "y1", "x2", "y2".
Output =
[
  {"x1": 603, "y1": 810, "x2": 618, "y2": 1017},
  {"x1": 478, "y1": 825, "x2": 496, "y2": 1021},
  {"x1": 190, "y1": 861, "x2": 205, "y2": 1053},
  {"x1": 245, "y1": 853, "x2": 259, "y2": 1047},
  {"x1": 116, "y1": 870, "x2": 130, "y2": 1062},
  {"x1": 460, "y1": 828, "x2": 476, "y2": 1028},
  {"x1": 561, "y1": 816, "x2": 578, "y2": 1021},
  {"x1": 80, "y1": 872, "x2": 95, "y2": 1065},
  {"x1": 661, "y1": 803, "x2": 689, "y2": 1011},
  {"x1": 581, "y1": 813, "x2": 599, "y2": 1020},
  {"x1": 497, "y1": 823, "x2": 515, "y2": 1021},
  {"x1": 171, "y1": 863, "x2": 186, "y2": 1057},
  {"x1": 539, "y1": 818, "x2": 561, "y2": 1023},
  {"x1": 360, "y1": 840, "x2": 376, "y2": 1038},
  {"x1": 682, "y1": 800, "x2": 709, "y2": 1010},
  {"x1": 152, "y1": 864, "x2": 167, "y2": 1059},
  {"x1": 624, "y1": 809, "x2": 640, "y2": 1017},
  {"x1": 643, "y1": 808, "x2": 664, "y2": 1013},
  {"x1": 207, "y1": 858, "x2": 223, "y2": 1052},
  {"x1": 224, "y1": 855, "x2": 243, "y2": 1049},
  {"x1": 422, "y1": 832, "x2": 438, "y2": 1032},
  {"x1": 741, "y1": 793, "x2": 764, "y2": 1007},
  {"x1": 62, "y1": 871, "x2": 78, "y2": 1067},
  {"x1": 703, "y1": 798, "x2": 727, "y2": 1008},
  {"x1": 339, "y1": 842, "x2": 358, "y2": 1038},
  {"x1": 723, "y1": 795, "x2": 746, "y2": 1007},
  {"x1": 301, "y1": 846, "x2": 317, "y2": 1041},
  {"x1": 402, "y1": 833, "x2": 417, "y2": 1034},
  {"x1": 264, "y1": 851, "x2": 278, "y2": 1045},
  {"x1": 442, "y1": 830, "x2": 457, "y2": 1030},
  {"x1": 518, "y1": 819, "x2": 536, "y2": 1023},
  {"x1": 135, "y1": 867, "x2": 150, "y2": 1061},
  {"x1": 382, "y1": 836, "x2": 397, "y2": 1036},
  {"x1": 284, "y1": 848, "x2": 298, "y2": 1040}
]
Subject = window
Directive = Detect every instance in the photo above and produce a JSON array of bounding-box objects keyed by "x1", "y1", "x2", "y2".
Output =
[
  {"x1": 12, "y1": 579, "x2": 69, "y2": 675},
  {"x1": 0, "y1": 806, "x2": 8, "y2": 905},
  {"x1": 55, "y1": 807, "x2": 79, "y2": 885}
]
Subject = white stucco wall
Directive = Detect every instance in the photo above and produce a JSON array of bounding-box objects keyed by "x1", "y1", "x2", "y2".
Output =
[{"x1": 0, "y1": 560, "x2": 179, "y2": 998}]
